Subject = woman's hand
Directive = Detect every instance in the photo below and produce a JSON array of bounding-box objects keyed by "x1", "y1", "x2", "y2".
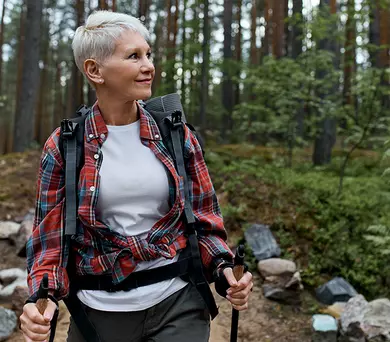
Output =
[
  {"x1": 20, "y1": 299, "x2": 57, "y2": 342},
  {"x1": 223, "y1": 268, "x2": 253, "y2": 311}
]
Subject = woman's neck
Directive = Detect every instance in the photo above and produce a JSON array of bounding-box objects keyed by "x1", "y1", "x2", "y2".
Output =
[{"x1": 96, "y1": 95, "x2": 139, "y2": 126}]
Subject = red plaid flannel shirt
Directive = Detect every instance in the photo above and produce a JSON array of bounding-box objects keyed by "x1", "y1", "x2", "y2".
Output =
[{"x1": 27, "y1": 103, "x2": 233, "y2": 299}]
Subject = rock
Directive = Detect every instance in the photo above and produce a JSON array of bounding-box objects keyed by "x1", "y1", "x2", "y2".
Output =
[
  {"x1": 13, "y1": 209, "x2": 34, "y2": 224},
  {"x1": 311, "y1": 314, "x2": 337, "y2": 342},
  {"x1": 257, "y1": 258, "x2": 297, "y2": 278},
  {"x1": 363, "y1": 298, "x2": 390, "y2": 341},
  {"x1": 0, "y1": 268, "x2": 27, "y2": 299},
  {"x1": 12, "y1": 286, "x2": 29, "y2": 318},
  {"x1": 263, "y1": 284, "x2": 300, "y2": 304},
  {"x1": 321, "y1": 302, "x2": 346, "y2": 319},
  {"x1": 244, "y1": 224, "x2": 281, "y2": 261},
  {"x1": 339, "y1": 295, "x2": 390, "y2": 341},
  {"x1": 262, "y1": 271, "x2": 303, "y2": 304},
  {"x1": 0, "y1": 221, "x2": 20, "y2": 240},
  {"x1": 0, "y1": 307, "x2": 17, "y2": 341},
  {"x1": 9, "y1": 216, "x2": 33, "y2": 257},
  {"x1": 316, "y1": 277, "x2": 358, "y2": 305},
  {"x1": 340, "y1": 295, "x2": 368, "y2": 334}
]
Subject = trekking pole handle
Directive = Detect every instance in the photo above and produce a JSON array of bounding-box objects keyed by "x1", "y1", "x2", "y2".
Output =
[
  {"x1": 35, "y1": 273, "x2": 49, "y2": 315},
  {"x1": 233, "y1": 245, "x2": 245, "y2": 281}
]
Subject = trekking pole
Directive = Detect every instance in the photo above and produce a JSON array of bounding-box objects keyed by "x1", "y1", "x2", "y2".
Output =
[
  {"x1": 35, "y1": 273, "x2": 57, "y2": 342},
  {"x1": 36, "y1": 273, "x2": 49, "y2": 315},
  {"x1": 230, "y1": 245, "x2": 245, "y2": 342}
]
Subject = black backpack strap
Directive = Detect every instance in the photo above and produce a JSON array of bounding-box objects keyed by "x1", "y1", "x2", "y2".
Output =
[
  {"x1": 59, "y1": 110, "x2": 88, "y2": 236},
  {"x1": 60, "y1": 107, "x2": 100, "y2": 342},
  {"x1": 170, "y1": 110, "x2": 219, "y2": 319}
]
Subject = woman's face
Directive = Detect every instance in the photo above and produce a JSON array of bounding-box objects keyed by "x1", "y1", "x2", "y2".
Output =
[{"x1": 99, "y1": 29, "x2": 155, "y2": 101}]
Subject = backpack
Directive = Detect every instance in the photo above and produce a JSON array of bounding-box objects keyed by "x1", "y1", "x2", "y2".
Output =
[{"x1": 58, "y1": 93, "x2": 217, "y2": 342}]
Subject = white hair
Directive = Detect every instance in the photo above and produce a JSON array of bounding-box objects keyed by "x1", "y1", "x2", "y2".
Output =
[{"x1": 72, "y1": 11, "x2": 150, "y2": 78}]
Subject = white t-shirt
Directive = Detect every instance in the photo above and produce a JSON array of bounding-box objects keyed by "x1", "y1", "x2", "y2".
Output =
[{"x1": 77, "y1": 120, "x2": 187, "y2": 312}]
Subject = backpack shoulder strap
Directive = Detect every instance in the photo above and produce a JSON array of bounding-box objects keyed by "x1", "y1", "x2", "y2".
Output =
[
  {"x1": 169, "y1": 110, "x2": 218, "y2": 319},
  {"x1": 59, "y1": 105, "x2": 89, "y2": 236}
]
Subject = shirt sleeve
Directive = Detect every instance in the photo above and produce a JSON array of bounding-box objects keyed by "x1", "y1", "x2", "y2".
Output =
[
  {"x1": 26, "y1": 128, "x2": 70, "y2": 299},
  {"x1": 185, "y1": 126, "x2": 234, "y2": 280}
]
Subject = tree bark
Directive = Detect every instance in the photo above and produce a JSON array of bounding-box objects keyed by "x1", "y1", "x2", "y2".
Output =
[
  {"x1": 221, "y1": 0, "x2": 234, "y2": 140},
  {"x1": 250, "y1": 0, "x2": 257, "y2": 66},
  {"x1": 369, "y1": 1, "x2": 381, "y2": 68},
  {"x1": 262, "y1": 0, "x2": 272, "y2": 59},
  {"x1": 234, "y1": 0, "x2": 242, "y2": 107},
  {"x1": 312, "y1": 0, "x2": 338, "y2": 166},
  {"x1": 199, "y1": 0, "x2": 209, "y2": 134},
  {"x1": 272, "y1": 0, "x2": 285, "y2": 58},
  {"x1": 98, "y1": 0, "x2": 108, "y2": 10},
  {"x1": 291, "y1": 0, "x2": 303, "y2": 59},
  {"x1": 71, "y1": 0, "x2": 85, "y2": 116},
  {"x1": 343, "y1": 0, "x2": 356, "y2": 109},
  {"x1": 0, "y1": 0, "x2": 7, "y2": 95},
  {"x1": 13, "y1": 0, "x2": 43, "y2": 152}
]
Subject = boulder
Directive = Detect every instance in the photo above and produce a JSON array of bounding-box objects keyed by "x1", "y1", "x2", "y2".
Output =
[
  {"x1": 244, "y1": 224, "x2": 281, "y2": 261},
  {"x1": 316, "y1": 277, "x2": 358, "y2": 305},
  {"x1": 262, "y1": 271, "x2": 303, "y2": 304},
  {"x1": 311, "y1": 314, "x2": 337, "y2": 342},
  {"x1": 339, "y1": 295, "x2": 390, "y2": 341},
  {"x1": 12, "y1": 286, "x2": 29, "y2": 318},
  {"x1": 0, "y1": 221, "x2": 20, "y2": 240},
  {"x1": 0, "y1": 307, "x2": 17, "y2": 341},
  {"x1": 0, "y1": 268, "x2": 27, "y2": 300},
  {"x1": 9, "y1": 215, "x2": 33, "y2": 257},
  {"x1": 257, "y1": 258, "x2": 297, "y2": 278}
]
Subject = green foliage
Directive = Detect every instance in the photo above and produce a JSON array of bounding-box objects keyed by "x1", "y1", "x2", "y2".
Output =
[{"x1": 208, "y1": 145, "x2": 390, "y2": 299}]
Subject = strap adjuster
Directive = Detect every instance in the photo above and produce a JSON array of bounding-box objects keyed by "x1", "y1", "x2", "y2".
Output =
[
  {"x1": 171, "y1": 110, "x2": 182, "y2": 128},
  {"x1": 61, "y1": 119, "x2": 74, "y2": 139}
]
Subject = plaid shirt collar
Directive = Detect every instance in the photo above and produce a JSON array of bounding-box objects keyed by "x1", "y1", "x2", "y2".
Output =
[{"x1": 84, "y1": 101, "x2": 163, "y2": 143}]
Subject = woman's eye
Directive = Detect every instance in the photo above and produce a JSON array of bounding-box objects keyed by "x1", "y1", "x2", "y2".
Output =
[
  {"x1": 147, "y1": 52, "x2": 152, "y2": 59},
  {"x1": 128, "y1": 53, "x2": 138, "y2": 59}
]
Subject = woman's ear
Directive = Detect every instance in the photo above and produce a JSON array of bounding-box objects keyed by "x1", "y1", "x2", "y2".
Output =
[{"x1": 84, "y1": 59, "x2": 104, "y2": 86}]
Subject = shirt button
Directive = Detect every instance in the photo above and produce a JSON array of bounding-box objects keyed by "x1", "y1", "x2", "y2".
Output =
[
  {"x1": 100, "y1": 133, "x2": 106, "y2": 139},
  {"x1": 155, "y1": 134, "x2": 160, "y2": 139},
  {"x1": 90, "y1": 186, "x2": 96, "y2": 192},
  {"x1": 94, "y1": 154, "x2": 99, "y2": 159},
  {"x1": 89, "y1": 134, "x2": 94, "y2": 138}
]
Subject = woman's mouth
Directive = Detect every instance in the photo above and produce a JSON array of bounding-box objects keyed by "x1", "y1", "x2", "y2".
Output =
[{"x1": 136, "y1": 79, "x2": 152, "y2": 85}]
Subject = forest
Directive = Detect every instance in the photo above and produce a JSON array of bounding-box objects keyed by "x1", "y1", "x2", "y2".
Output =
[{"x1": 0, "y1": 0, "x2": 389, "y2": 340}]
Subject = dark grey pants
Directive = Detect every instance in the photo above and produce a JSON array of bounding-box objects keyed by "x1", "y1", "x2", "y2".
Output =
[{"x1": 67, "y1": 283, "x2": 210, "y2": 342}]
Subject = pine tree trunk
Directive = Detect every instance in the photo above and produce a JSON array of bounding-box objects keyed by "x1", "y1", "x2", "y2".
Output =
[
  {"x1": 152, "y1": 14, "x2": 163, "y2": 94},
  {"x1": 312, "y1": 0, "x2": 338, "y2": 166},
  {"x1": 250, "y1": 0, "x2": 257, "y2": 65},
  {"x1": 72, "y1": 0, "x2": 85, "y2": 115},
  {"x1": 234, "y1": 0, "x2": 242, "y2": 107},
  {"x1": 180, "y1": 0, "x2": 187, "y2": 105},
  {"x1": 284, "y1": 0, "x2": 290, "y2": 57},
  {"x1": 272, "y1": 0, "x2": 285, "y2": 58},
  {"x1": 199, "y1": 0, "x2": 209, "y2": 134},
  {"x1": 98, "y1": 0, "x2": 108, "y2": 10},
  {"x1": 13, "y1": 0, "x2": 42, "y2": 152},
  {"x1": 343, "y1": 0, "x2": 356, "y2": 110},
  {"x1": 0, "y1": 0, "x2": 7, "y2": 95},
  {"x1": 369, "y1": 1, "x2": 381, "y2": 68},
  {"x1": 291, "y1": 0, "x2": 303, "y2": 59},
  {"x1": 221, "y1": 0, "x2": 234, "y2": 141},
  {"x1": 262, "y1": 0, "x2": 272, "y2": 58}
]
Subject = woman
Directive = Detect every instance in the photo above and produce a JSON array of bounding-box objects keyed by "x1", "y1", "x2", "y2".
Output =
[{"x1": 20, "y1": 10, "x2": 253, "y2": 342}]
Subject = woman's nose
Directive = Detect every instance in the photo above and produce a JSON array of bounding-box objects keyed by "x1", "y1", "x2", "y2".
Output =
[{"x1": 141, "y1": 57, "x2": 155, "y2": 73}]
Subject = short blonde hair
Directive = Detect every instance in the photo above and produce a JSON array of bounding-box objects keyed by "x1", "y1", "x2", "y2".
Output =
[{"x1": 72, "y1": 11, "x2": 150, "y2": 79}]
